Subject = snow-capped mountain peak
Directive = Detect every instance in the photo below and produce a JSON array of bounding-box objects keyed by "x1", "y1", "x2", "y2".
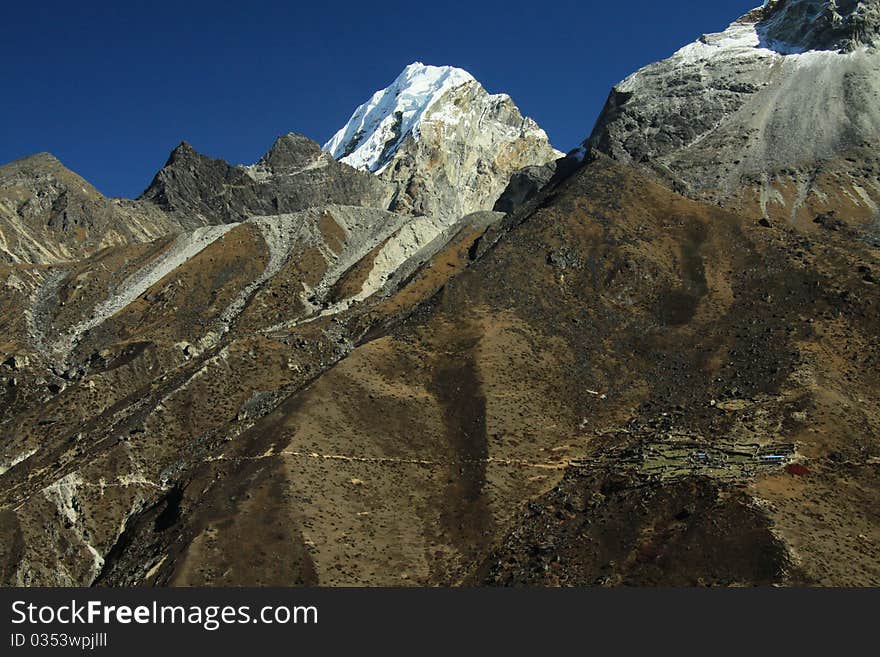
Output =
[{"x1": 323, "y1": 62, "x2": 475, "y2": 173}]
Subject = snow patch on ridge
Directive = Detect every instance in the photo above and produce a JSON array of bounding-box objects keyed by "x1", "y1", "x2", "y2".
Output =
[
  {"x1": 669, "y1": 18, "x2": 763, "y2": 67},
  {"x1": 663, "y1": 2, "x2": 877, "y2": 70},
  {"x1": 323, "y1": 62, "x2": 474, "y2": 173}
]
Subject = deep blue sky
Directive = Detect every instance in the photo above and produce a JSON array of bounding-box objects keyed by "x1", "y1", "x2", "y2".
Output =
[{"x1": 1, "y1": 0, "x2": 758, "y2": 198}]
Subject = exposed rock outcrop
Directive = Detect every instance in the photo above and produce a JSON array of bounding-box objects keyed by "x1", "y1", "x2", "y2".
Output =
[
  {"x1": 758, "y1": 0, "x2": 880, "y2": 53},
  {"x1": 493, "y1": 162, "x2": 559, "y2": 214},
  {"x1": 139, "y1": 134, "x2": 395, "y2": 224},
  {"x1": 584, "y1": 1, "x2": 880, "y2": 224}
]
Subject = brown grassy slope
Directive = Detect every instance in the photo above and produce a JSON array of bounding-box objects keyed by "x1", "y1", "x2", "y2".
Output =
[{"x1": 96, "y1": 156, "x2": 879, "y2": 586}]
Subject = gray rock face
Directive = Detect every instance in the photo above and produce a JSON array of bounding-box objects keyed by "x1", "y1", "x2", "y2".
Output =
[
  {"x1": 758, "y1": 0, "x2": 880, "y2": 53},
  {"x1": 493, "y1": 162, "x2": 558, "y2": 214},
  {"x1": 139, "y1": 134, "x2": 395, "y2": 225},
  {"x1": 584, "y1": 1, "x2": 880, "y2": 220},
  {"x1": 379, "y1": 81, "x2": 562, "y2": 222}
]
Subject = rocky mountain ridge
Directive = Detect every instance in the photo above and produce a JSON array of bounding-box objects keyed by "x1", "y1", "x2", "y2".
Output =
[
  {"x1": 3, "y1": 64, "x2": 560, "y2": 266},
  {"x1": 139, "y1": 134, "x2": 396, "y2": 226},
  {"x1": 583, "y1": 0, "x2": 880, "y2": 225},
  {"x1": 0, "y1": 153, "x2": 199, "y2": 265},
  {"x1": 758, "y1": 0, "x2": 880, "y2": 53}
]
